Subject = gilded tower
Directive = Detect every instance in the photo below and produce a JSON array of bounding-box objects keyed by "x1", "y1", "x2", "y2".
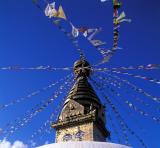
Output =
[{"x1": 52, "y1": 59, "x2": 110, "y2": 143}]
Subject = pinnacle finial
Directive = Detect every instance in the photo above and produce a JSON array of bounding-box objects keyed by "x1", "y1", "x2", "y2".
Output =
[{"x1": 73, "y1": 59, "x2": 91, "y2": 77}]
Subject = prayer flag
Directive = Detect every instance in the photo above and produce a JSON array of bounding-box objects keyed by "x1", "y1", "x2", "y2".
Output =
[
  {"x1": 57, "y1": 5, "x2": 67, "y2": 20},
  {"x1": 87, "y1": 28, "x2": 102, "y2": 40},
  {"x1": 70, "y1": 23, "x2": 79, "y2": 38},
  {"x1": 44, "y1": 2, "x2": 57, "y2": 18},
  {"x1": 90, "y1": 39, "x2": 106, "y2": 47},
  {"x1": 114, "y1": 11, "x2": 131, "y2": 25}
]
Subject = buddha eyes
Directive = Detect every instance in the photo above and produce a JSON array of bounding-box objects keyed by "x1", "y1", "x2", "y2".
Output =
[
  {"x1": 62, "y1": 130, "x2": 85, "y2": 141},
  {"x1": 75, "y1": 130, "x2": 85, "y2": 138},
  {"x1": 63, "y1": 134, "x2": 72, "y2": 141}
]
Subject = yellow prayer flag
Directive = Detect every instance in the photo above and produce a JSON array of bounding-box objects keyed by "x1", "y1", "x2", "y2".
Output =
[
  {"x1": 114, "y1": 11, "x2": 126, "y2": 25},
  {"x1": 117, "y1": 11, "x2": 126, "y2": 21},
  {"x1": 57, "y1": 5, "x2": 67, "y2": 20}
]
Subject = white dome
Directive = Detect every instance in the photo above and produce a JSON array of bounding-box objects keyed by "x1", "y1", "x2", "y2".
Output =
[{"x1": 37, "y1": 141, "x2": 131, "y2": 148}]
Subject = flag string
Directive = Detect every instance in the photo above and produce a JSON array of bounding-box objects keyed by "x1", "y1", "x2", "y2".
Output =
[
  {"x1": 32, "y1": 0, "x2": 85, "y2": 58},
  {"x1": 0, "y1": 73, "x2": 72, "y2": 111},
  {"x1": 28, "y1": 76, "x2": 76, "y2": 144},
  {"x1": 109, "y1": 70, "x2": 160, "y2": 85},
  {"x1": 93, "y1": 72, "x2": 160, "y2": 112},
  {"x1": 90, "y1": 76, "x2": 148, "y2": 131},
  {"x1": 106, "y1": 110, "x2": 122, "y2": 144},
  {"x1": 90, "y1": 77, "x2": 147, "y2": 148},
  {"x1": 99, "y1": 71, "x2": 160, "y2": 103},
  {"x1": 93, "y1": 74, "x2": 160, "y2": 123},
  {"x1": 1, "y1": 75, "x2": 73, "y2": 139},
  {"x1": 93, "y1": 64, "x2": 160, "y2": 71},
  {"x1": 0, "y1": 65, "x2": 73, "y2": 71}
]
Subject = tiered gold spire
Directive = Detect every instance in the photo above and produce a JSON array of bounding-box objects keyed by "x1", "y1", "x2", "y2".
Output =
[{"x1": 52, "y1": 59, "x2": 109, "y2": 143}]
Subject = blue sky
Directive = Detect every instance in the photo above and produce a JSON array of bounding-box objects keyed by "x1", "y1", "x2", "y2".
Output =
[{"x1": 0, "y1": 0, "x2": 160, "y2": 147}]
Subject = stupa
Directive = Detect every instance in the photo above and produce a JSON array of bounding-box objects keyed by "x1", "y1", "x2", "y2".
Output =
[{"x1": 37, "y1": 59, "x2": 131, "y2": 148}]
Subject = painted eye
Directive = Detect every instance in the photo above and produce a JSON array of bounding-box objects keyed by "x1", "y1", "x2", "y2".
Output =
[
  {"x1": 75, "y1": 130, "x2": 85, "y2": 139},
  {"x1": 63, "y1": 134, "x2": 72, "y2": 141}
]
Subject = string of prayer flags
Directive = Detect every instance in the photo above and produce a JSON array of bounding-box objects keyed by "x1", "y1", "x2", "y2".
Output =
[
  {"x1": 70, "y1": 24, "x2": 103, "y2": 42},
  {"x1": 94, "y1": 67, "x2": 160, "y2": 85},
  {"x1": 33, "y1": 0, "x2": 120, "y2": 64},
  {"x1": 33, "y1": 0, "x2": 85, "y2": 57},
  {"x1": 96, "y1": 75, "x2": 160, "y2": 124},
  {"x1": 100, "y1": 71, "x2": 160, "y2": 114},
  {"x1": 44, "y1": 1, "x2": 67, "y2": 20},
  {"x1": 110, "y1": 64, "x2": 160, "y2": 70},
  {"x1": 98, "y1": 0, "x2": 131, "y2": 65},
  {"x1": 30, "y1": 95, "x2": 66, "y2": 140},
  {"x1": 0, "y1": 74, "x2": 72, "y2": 111},
  {"x1": 90, "y1": 79, "x2": 129, "y2": 145},
  {"x1": 105, "y1": 97, "x2": 129, "y2": 145},
  {"x1": 103, "y1": 72, "x2": 160, "y2": 103},
  {"x1": 110, "y1": 0, "x2": 121, "y2": 56},
  {"x1": 33, "y1": 0, "x2": 91, "y2": 59},
  {"x1": 110, "y1": 70, "x2": 160, "y2": 85},
  {"x1": 2, "y1": 76, "x2": 74, "y2": 138},
  {"x1": 9, "y1": 78, "x2": 72, "y2": 132},
  {"x1": 95, "y1": 72, "x2": 160, "y2": 112},
  {"x1": 80, "y1": 27, "x2": 108, "y2": 57},
  {"x1": 103, "y1": 95, "x2": 147, "y2": 148},
  {"x1": 93, "y1": 74, "x2": 122, "y2": 89},
  {"x1": 92, "y1": 64, "x2": 160, "y2": 72},
  {"x1": 35, "y1": 0, "x2": 107, "y2": 58},
  {"x1": 133, "y1": 96, "x2": 160, "y2": 112},
  {"x1": 92, "y1": 75, "x2": 121, "y2": 97},
  {"x1": 106, "y1": 111, "x2": 122, "y2": 143},
  {"x1": 91, "y1": 78, "x2": 147, "y2": 148},
  {"x1": 30, "y1": 79, "x2": 76, "y2": 141},
  {"x1": 97, "y1": 0, "x2": 121, "y2": 64},
  {"x1": 2, "y1": 104, "x2": 44, "y2": 136},
  {"x1": 116, "y1": 73, "x2": 160, "y2": 103},
  {"x1": 0, "y1": 65, "x2": 73, "y2": 71},
  {"x1": 77, "y1": 27, "x2": 100, "y2": 39},
  {"x1": 76, "y1": 26, "x2": 102, "y2": 39},
  {"x1": 30, "y1": 83, "x2": 75, "y2": 141},
  {"x1": 53, "y1": 20, "x2": 84, "y2": 56},
  {"x1": 43, "y1": 0, "x2": 105, "y2": 58},
  {"x1": 30, "y1": 117, "x2": 53, "y2": 140},
  {"x1": 77, "y1": 26, "x2": 107, "y2": 57},
  {"x1": 125, "y1": 101, "x2": 160, "y2": 123},
  {"x1": 29, "y1": 77, "x2": 76, "y2": 141},
  {"x1": 94, "y1": 72, "x2": 159, "y2": 119}
]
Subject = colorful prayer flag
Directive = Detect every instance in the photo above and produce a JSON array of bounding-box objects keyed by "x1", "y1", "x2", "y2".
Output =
[
  {"x1": 70, "y1": 23, "x2": 79, "y2": 38},
  {"x1": 90, "y1": 39, "x2": 106, "y2": 47},
  {"x1": 57, "y1": 5, "x2": 67, "y2": 20},
  {"x1": 44, "y1": 2, "x2": 57, "y2": 18}
]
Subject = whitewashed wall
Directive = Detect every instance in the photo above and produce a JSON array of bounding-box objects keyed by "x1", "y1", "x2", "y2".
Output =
[{"x1": 37, "y1": 141, "x2": 131, "y2": 148}]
